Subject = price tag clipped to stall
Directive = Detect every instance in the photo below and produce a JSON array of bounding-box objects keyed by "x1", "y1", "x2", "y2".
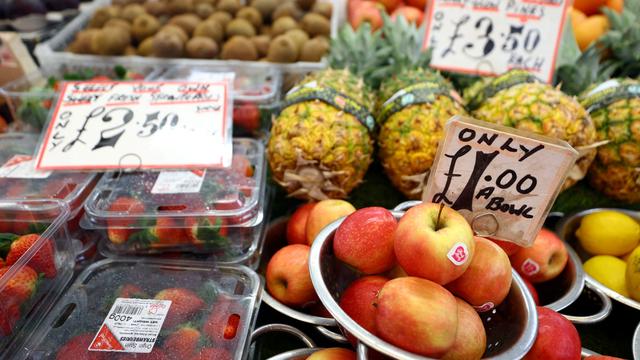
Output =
[
  {"x1": 35, "y1": 80, "x2": 233, "y2": 171},
  {"x1": 423, "y1": 0, "x2": 570, "y2": 83},
  {"x1": 423, "y1": 116, "x2": 578, "y2": 246}
]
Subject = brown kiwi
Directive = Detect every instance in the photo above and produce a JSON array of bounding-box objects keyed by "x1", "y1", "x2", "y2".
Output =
[
  {"x1": 221, "y1": 36, "x2": 258, "y2": 60},
  {"x1": 250, "y1": 0, "x2": 277, "y2": 20},
  {"x1": 167, "y1": 0, "x2": 193, "y2": 14},
  {"x1": 207, "y1": 11, "x2": 232, "y2": 28},
  {"x1": 158, "y1": 25, "x2": 189, "y2": 43},
  {"x1": 259, "y1": 25, "x2": 271, "y2": 35},
  {"x1": 121, "y1": 4, "x2": 146, "y2": 22},
  {"x1": 311, "y1": 2, "x2": 332, "y2": 18},
  {"x1": 131, "y1": 14, "x2": 161, "y2": 42},
  {"x1": 124, "y1": 46, "x2": 137, "y2": 56},
  {"x1": 216, "y1": 0, "x2": 242, "y2": 15},
  {"x1": 299, "y1": 35, "x2": 329, "y2": 61},
  {"x1": 272, "y1": 2, "x2": 303, "y2": 20},
  {"x1": 300, "y1": 13, "x2": 330, "y2": 37},
  {"x1": 186, "y1": 36, "x2": 219, "y2": 58},
  {"x1": 194, "y1": 0, "x2": 217, "y2": 5},
  {"x1": 68, "y1": 29, "x2": 99, "y2": 54},
  {"x1": 251, "y1": 34, "x2": 270, "y2": 57},
  {"x1": 88, "y1": 6, "x2": 121, "y2": 28},
  {"x1": 284, "y1": 28, "x2": 308, "y2": 52},
  {"x1": 271, "y1": 16, "x2": 298, "y2": 36},
  {"x1": 296, "y1": 0, "x2": 315, "y2": 10},
  {"x1": 104, "y1": 18, "x2": 131, "y2": 33},
  {"x1": 152, "y1": 31, "x2": 184, "y2": 57},
  {"x1": 267, "y1": 34, "x2": 298, "y2": 62},
  {"x1": 193, "y1": 20, "x2": 224, "y2": 43},
  {"x1": 194, "y1": 3, "x2": 214, "y2": 18},
  {"x1": 169, "y1": 14, "x2": 201, "y2": 36},
  {"x1": 91, "y1": 26, "x2": 131, "y2": 55},
  {"x1": 226, "y1": 18, "x2": 256, "y2": 38},
  {"x1": 137, "y1": 36, "x2": 155, "y2": 56},
  {"x1": 236, "y1": 7, "x2": 262, "y2": 28},
  {"x1": 144, "y1": 1, "x2": 167, "y2": 17}
]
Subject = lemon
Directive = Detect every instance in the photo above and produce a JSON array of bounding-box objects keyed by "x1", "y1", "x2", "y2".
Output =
[
  {"x1": 575, "y1": 211, "x2": 640, "y2": 256},
  {"x1": 626, "y1": 246, "x2": 640, "y2": 301},
  {"x1": 584, "y1": 255, "x2": 629, "y2": 297}
]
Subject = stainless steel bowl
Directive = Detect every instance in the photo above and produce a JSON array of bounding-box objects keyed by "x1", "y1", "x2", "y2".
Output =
[
  {"x1": 309, "y1": 211, "x2": 539, "y2": 360},
  {"x1": 250, "y1": 323, "x2": 323, "y2": 360}
]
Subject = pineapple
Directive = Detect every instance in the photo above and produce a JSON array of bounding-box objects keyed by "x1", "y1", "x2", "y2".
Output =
[
  {"x1": 375, "y1": 17, "x2": 468, "y2": 199},
  {"x1": 581, "y1": 79, "x2": 640, "y2": 203},
  {"x1": 467, "y1": 70, "x2": 597, "y2": 191}
]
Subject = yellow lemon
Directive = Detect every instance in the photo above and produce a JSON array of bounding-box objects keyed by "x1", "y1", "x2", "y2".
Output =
[
  {"x1": 584, "y1": 255, "x2": 629, "y2": 297},
  {"x1": 626, "y1": 246, "x2": 640, "y2": 301},
  {"x1": 576, "y1": 211, "x2": 640, "y2": 256}
]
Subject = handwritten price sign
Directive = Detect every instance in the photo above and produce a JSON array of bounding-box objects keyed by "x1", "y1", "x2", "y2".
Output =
[
  {"x1": 423, "y1": 0, "x2": 569, "y2": 83},
  {"x1": 35, "y1": 81, "x2": 233, "y2": 171},
  {"x1": 423, "y1": 116, "x2": 577, "y2": 246}
]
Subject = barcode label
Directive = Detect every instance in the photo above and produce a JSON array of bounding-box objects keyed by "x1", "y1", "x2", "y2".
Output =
[
  {"x1": 113, "y1": 305, "x2": 144, "y2": 316},
  {"x1": 151, "y1": 170, "x2": 205, "y2": 194}
]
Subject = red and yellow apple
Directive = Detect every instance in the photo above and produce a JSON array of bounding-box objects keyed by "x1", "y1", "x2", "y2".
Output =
[
  {"x1": 488, "y1": 237, "x2": 522, "y2": 256},
  {"x1": 376, "y1": 0, "x2": 402, "y2": 12},
  {"x1": 286, "y1": 203, "x2": 316, "y2": 245},
  {"x1": 442, "y1": 298, "x2": 487, "y2": 360},
  {"x1": 306, "y1": 200, "x2": 356, "y2": 245},
  {"x1": 522, "y1": 277, "x2": 540, "y2": 305},
  {"x1": 446, "y1": 237, "x2": 512, "y2": 311},
  {"x1": 339, "y1": 276, "x2": 388, "y2": 341},
  {"x1": 406, "y1": 0, "x2": 428, "y2": 10},
  {"x1": 349, "y1": 1, "x2": 385, "y2": 30},
  {"x1": 524, "y1": 307, "x2": 581, "y2": 360},
  {"x1": 394, "y1": 203, "x2": 475, "y2": 285},
  {"x1": 391, "y1": 6, "x2": 424, "y2": 24},
  {"x1": 266, "y1": 244, "x2": 317, "y2": 307},
  {"x1": 510, "y1": 229, "x2": 568, "y2": 283},
  {"x1": 387, "y1": 264, "x2": 408, "y2": 279},
  {"x1": 334, "y1": 207, "x2": 397, "y2": 274},
  {"x1": 307, "y1": 348, "x2": 356, "y2": 360},
  {"x1": 375, "y1": 277, "x2": 458, "y2": 357}
]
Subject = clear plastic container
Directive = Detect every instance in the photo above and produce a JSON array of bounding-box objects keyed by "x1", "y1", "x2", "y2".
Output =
[
  {"x1": 81, "y1": 138, "x2": 267, "y2": 263},
  {"x1": 0, "y1": 200, "x2": 75, "y2": 358},
  {"x1": 19, "y1": 258, "x2": 262, "y2": 360}
]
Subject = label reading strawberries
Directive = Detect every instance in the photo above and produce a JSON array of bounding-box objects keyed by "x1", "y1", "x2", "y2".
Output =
[
  {"x1": 521, "y1": 258, "x2": 540, "y2": 276},
  {"x1": 447, "y1": 242, "x2": 469, "y2": 266},
  {"x1": 88, "y1": 298, "x2": 171, "y2": 353},
  {"x1": 151, "y1": 170, "x2": 205, "y2": 194},
  {"x1": 0, "y1": 155, "x2": 51, "y2": 179}
]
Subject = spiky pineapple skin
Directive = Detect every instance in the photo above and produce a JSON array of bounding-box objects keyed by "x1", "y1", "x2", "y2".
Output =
[
  {"x1": 473, "y1": 82, "x2": 597, "y2": 190},
  {"x1": 588, "y1": 96, "x2": 640, "y2": 203}
]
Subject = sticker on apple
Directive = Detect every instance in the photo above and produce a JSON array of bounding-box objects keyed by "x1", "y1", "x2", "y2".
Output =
[
  {"x1": 521, "y1": 258, "x2": 540, "y2": 276},
  {"x1": 447, "y1": 242, "x2": 469, "y2": 266},
  {"x1": 474, "y1": 302, "x2": 495, "y2": 313}
]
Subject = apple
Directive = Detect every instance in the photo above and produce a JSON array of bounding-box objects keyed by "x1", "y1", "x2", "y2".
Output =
[
  {"x1": 391, "y1": 6, "x2": 424, "y2": 24},
  {"x1": 339, "y1": 276, "x2": 388, "y2": 341},
  {"x1": 406, "y1": 0, "x2": 428, "y2": 10},
  {"x1": 286, "y1": 203, "x2": 316, "y2": 245},
  {"x1": 266, "y1": 244, "x2": 317, "y2": 307},
  {"x1": 585, "y1": 356, "x2": 626, "y2": 360},
  {"x1": 442, "y1": 298, "x2": 487, "y2": 360},
  {"x1": 376, "y1": 0, "x2": 402, "y2": 12},
  {"x1": 488, "y1": 237, "x2": 522, "y2": 256},
  {"x1": 387, "y1": 264, "x2": 408, "y2": 279},
  {"x1": 446, "y1": 237, "x2": 512, "y2": 311},
  {"x1": 510, "y1": 229, "x2": 568, "y2": 283},
  {"x1": 334, "y1": 207, "x2": 397, "y2": 274},
  {"x1": 306, "y1": 199, "x2": 356, "y2": 245},
  {"x1": 394, "y1": 203, "x2": 475, "y2": 285},
  {"x1": 522, "y1": 277, "x2": 540, "y2": 305},
  {"x1": 524, "y1": 307, "x2": 581, "y2": 360},
  {"x1": 375, "y1": 277, "x2": 458, "y2": 357},
  {"x1": 349, "y1": 1, "x2": 385, "y2": 30},
  {"x1": 307, "y1": 348, "x2": 356, "y2": 360}
]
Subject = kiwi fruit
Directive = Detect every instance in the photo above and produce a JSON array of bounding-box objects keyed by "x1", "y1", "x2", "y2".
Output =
[
  {"x1": 250, "y1": 0, "x2": 277, "y2": 19},
  {"x1": 194, "y1": 0, "x2": 217, "y2": 5},
  {"x1": 207, "y1": 11, "x2": 232, "y2": 28},
  {"x1": 251, "y1": 34, "x2": 270, "y2": 57},
  {"x1": 121, "y1": 4, "x2": 146, "y2": 22},
  {"x1": 91, "y1": 26, "x2": 131, "y2": 55},
  {"x1": 299, "y1": 35, "x2": 329, "y2": 61},
  {"x1": 272, "y1": 16, "x2": 298, "y2": 36},
  {"x1": 186, "y1": 36, "x2": 219, "y2": 58},
  {"x1": 272, "y1": 2, "x2": 303, "y2": 20},
  {"x1": 221, "y1": 36, "x2": 258, "y2": 60},
  {"x1": 68, "y1": 29, "x2": 99, "y2": 54},
  {"x1": 194, "y1": 3, "x2": 215, "y2": 18},
  {"x1": 217, "y1": 0, "x2": 242, "y2": 15},
  {"x1": 104, "y1": 18, "x2": 131, "y2": 33},
  {"x1": 144, "y1": 1, "x2": 167, "y2": 16},
  {"x1": 267, "y1": 34, "x2": 298, "y2": 62},
  {"x1": 89, "y1": 6, "x2": 121, "y2": 28},
  {"x1": 284, "y1": 28, "x2": 308, "y2": 52},
  {"x1": 296, "y1": 0, "x2": 315, "y2": 10},
  {"x1": 137, "y1": 36, "x2": 155, "y2": 56},
  {"x1": 152, "y1": 31, "x2": 184, "y2": 57},
  {"x1": 193, "y1": 20, "x2": 224, "y2": 43},
  {"x1": 236, "y1": 7, "x2": 262, "y2": 28},
  {"x1": 158, "y1": 25, "x2": 189, "y2": 43},
  {"x1": 169, "y1": 14, "x2": 201, "y2": 36},
  {"x1": 167, "y1": 0, "x2": 194, "y2": 14},
  {"x1": 311, "y1": 2, "x2": 332, "y2": 18},
  {"x1": 301, "y1": 13, "x2": 330, "y2": 37},
  {"x1": 124, "y1": 46, "x2": 137, "y2": 55},
  {"x1": 131, "y1": 14, "x2": 161, "y2": 42},
  {"x1": 226, "y1": 18, "x2": 256, "y2": 38},
  {"x1": 260, "y1": 25, "x2": 271, "y2": 35}
]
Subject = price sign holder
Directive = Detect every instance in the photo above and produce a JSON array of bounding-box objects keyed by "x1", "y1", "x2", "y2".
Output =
[
  {"x1": 422, "y1": 116, "x2": 578, "y2": 247},
  {"x1": 34, "y1": 77, "x2": 234, "y2": 171},
  {"x1": 423, "y1": 0, "x2": 570, "y2": 83}
]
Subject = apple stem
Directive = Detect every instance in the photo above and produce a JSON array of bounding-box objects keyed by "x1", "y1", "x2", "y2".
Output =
[{"x1": 436, "y1": 203, "x2": 445, "y2": 231}]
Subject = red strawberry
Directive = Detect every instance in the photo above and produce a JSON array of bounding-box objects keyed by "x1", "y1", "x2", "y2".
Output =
[
  {"x1": 154, "y1": 288, "x2": 205, "y2": 329},
  {"x1": 0, "y1": 266, "x2": 38, "y2": 305},
  {"x1": 116, "y1": 284, "x2": 148, "y2": 299},
  {"x1": 56, "y1": 333, "x2": 107, "y2": 360},
  {"x1": 185, "y1": 217, "x2": 228, "y2": 247},
  {"x1": 0, "y1": 303, "x2": 20, "y2": 336},
  {"x1": 163, "y1": 326, "x2": 201, "y2": 359},
  {"x1": 149, "y1": 218, "x2": 189, "y2": 249},
  {"x1": 4, "y1": 183, "x2": 27, "y2": 198},
  {"x1": 117, "y1": 348, "x2": 166, "y2": 360},
  {"x1": 188, "y1": 348, "x2": 231, "y2": 360},
  {"x1": 0, "y1": 258, "x2": 4, "y2": 267},
  {"x1": 5, "y1": 234, "x2": 57, "y2": 278},
  {"x1": 233, "y1": 102, "x2": 261, "y2": 133},
  {"x1": 91, "y1": 75, "x2": 111, "y2": 81},
  {"x1": 203, "y1": 298, "x2": 240, "y2": 345},
  {"x1": 107, "y1": 197, "x2": 145, "y2": 244},
  {"x1": 11, "y1": 211, "x2": 36, "y2": 234}
]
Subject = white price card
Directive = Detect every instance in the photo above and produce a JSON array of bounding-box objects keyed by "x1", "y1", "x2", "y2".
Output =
[
  {"x1": 423, "y1": 0, "x2": 570, "y2": 83},
  {"x1": 88, "y1": 298, "x2": 171, "y2": 353},
  {"x1": 423, "y1": 116, "x2": 578, "y2": 247},
  {"x1": 35, "y1": 80, "x2": 233, "y2": 171},
  {"x1": 0, "y1": 155, "x2": 51, "y2": 179}
]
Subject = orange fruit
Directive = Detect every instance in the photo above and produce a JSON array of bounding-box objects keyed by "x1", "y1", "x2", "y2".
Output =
[
  {"x1": 605, "y1": 0, "x2": 623, "y2": 12},
  {"x1": 570, "y1": 7, "x2": 587, "y2": 30},
  {"x1": 573, "y1": 0, "x2": 607, "y2": 15},
  {"x1": 574, "y1": 15, "x2": 609, "y2": 51}
]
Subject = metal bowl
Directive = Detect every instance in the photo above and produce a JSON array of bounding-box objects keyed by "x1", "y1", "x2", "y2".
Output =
[
  {"x1": 557, "y1": 208, "x2": 640, "y2": 311},
  {"x1": 250, "y1": 323, "x2": 323, "y2": 360},
  {"x1": 309, "y1": 211, "x2": 539, "y2": 360}
]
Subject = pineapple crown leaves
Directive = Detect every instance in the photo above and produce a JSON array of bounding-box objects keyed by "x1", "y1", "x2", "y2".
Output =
[
  {"x1": 555, "y1": 45, "x2": 614, "y2": 96},
  {"x1": 379, "y1": 13, "x2": 433, "y2": 73},
  {"x1": 597, "y1": 7, "x2": 640, "y2": 78}
]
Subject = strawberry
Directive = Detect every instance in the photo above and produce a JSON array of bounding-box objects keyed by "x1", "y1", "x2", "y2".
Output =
[
  {"x1": 202, "y1": 298, "x2": 240, "y2": 345},
  {"x1": 231, "y1": 154, "x2": 254, "y2": 178},
  {"x1": 163, "y1": 325, "x2": 201, "y2": 359},
  {"x1": 107, "y1": 197, "x2": 145, "y2": 244},
  {"x1": 116, "y1": 284, "x2": 148, "y2": 299},
  {"x1": 5, "y1": 234, "x2": 57, "y2": 278},
  {"x1": 154, "y1": 288, "x2": 205, "y2": 329},
  {"x1": 91, "y1": 75, "x2": 111, "y2": 81},
  {"x1": 0, "y1": 303, "x2": 20, "y2": 337},
  {"x1": 184, "y1": 217, "x2": 228, "y2": 248},
  {"x1": 0, "y1": 258, "x2": 3, "y2": 267},
  {"x1": 4, "y1": 183, "x2": 27, "y2": 198},
  {"x1": 149, "y1": 218, "x2": 189, "y2": 249},
  {"x1": 0, "y1": 266, "x2": 38, "y2": 305},
  {"x1": 56, "y1": 333, "x2": 107, "y2": 360},
  {"x1": 11, "y1": 211, "x2": 37, "y2": 234},
  {"x1": 232, "y1": 102, "x2": 261, "y2": 133},
  {"x1": 188, "y1": 348, "x2": 231, "y2": 360}
]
